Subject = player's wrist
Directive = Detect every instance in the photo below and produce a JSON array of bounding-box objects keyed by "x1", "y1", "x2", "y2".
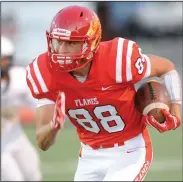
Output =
[{"x1": 172, "y1": 116, "x2": 181, "y2": 130}]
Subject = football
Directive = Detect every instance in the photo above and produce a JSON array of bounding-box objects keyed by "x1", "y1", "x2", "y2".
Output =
[{"x1": 135, "y1": 80, "x2": 170, "y2": 123}]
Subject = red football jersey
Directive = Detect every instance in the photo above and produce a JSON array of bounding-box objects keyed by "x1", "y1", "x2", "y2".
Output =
[{"x1": 26, "y1": 38, "x2": 151, "y2": 148}]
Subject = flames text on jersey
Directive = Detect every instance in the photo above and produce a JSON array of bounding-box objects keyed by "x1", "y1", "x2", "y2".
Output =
[{"x1": 75, "y1": 97, "x2": 99, "y2": 107}]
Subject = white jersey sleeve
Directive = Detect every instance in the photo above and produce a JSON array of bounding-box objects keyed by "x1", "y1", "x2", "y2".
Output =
[{"x1": 37, "y1": 98, "x2": 55, "y2": 108}]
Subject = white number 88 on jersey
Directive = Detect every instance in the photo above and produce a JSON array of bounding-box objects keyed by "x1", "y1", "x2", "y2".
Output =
[{"x1": 68, "y1": 105, "x2": 125, "y2": 133}]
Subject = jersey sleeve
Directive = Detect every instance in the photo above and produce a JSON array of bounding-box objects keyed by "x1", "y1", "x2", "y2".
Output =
[
  {"x1": 130, "y1": 42, "x2": 151, "y2": 83},
  {"x1": 26, "y1": 53, "x2": 57, "y2": 102},
  {"x1": 110, "y1": 38, "x2": 151, "y2": 84},
  {"x1": 37, "y1": 98, "x2": 55, "y2": 108}
]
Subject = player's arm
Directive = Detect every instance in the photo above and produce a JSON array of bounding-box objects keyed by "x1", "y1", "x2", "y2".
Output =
[
  {"x1": 121, "y1": 40, "x2": 182, "y2": 132},
  {"x1": 142, "y1": 55, "x2": 181, "y2": 132},
  {"x1": 148, "y1": 55, "x2": 181, "y2": 120},
  {"x1": 148, "y1": 54, "x2": 181, "y2": 120},
  {"x1": 26, "y1": 55, "x2": 65, "y2": 150},
  {"x1": 36, "y1": 104, "x2": 58, "y2": 151},
  {"x1": 36, "y1": 92, "x2": 65, "y2": 151},
  {"x1": 120, "y1": 40, "x2": 181, "y2": 115},
  {"x1": 113, "y1": 39, "x2": 181, "y2": 132}
]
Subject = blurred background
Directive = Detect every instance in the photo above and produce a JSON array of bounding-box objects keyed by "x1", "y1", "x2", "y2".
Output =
[{"x1": 1, "y1": 2, "x2": 182, "y2": 181}]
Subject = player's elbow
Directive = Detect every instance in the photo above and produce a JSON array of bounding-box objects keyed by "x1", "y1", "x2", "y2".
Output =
[
  {"x1": 38, "y1": 145, "x2": 49, "y2": 151},
  {"x1": 164, "y1": 58, "x2": 175, "y2": 72},
  {"x1": 35, "y1": 123, "x2": 56, "y2": 151},
  {"x1": 37, "y1": 143, "x2": 48, "y2": 151},
  {"x1": 148, "y1": 55, "x2": 176, "y2": 77},
  {"x1": 36, "y1": 129, "x2": 53, "y2": 151},
  {"x1": 36, "y1": 134, "x2": 51, "y2": 151},
  {"x1": 158, "y1": 57, "x2": 175, "y2": 73}
]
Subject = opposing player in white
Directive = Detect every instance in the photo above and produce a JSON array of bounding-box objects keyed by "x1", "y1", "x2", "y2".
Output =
[{"x1": 1, "y1": 36, "x2": 42, "y2": 181}]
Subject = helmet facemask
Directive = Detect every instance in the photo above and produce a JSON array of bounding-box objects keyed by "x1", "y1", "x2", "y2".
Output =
[{"x1": 46, "y1": 31, "x2": 95, "y2": 72}]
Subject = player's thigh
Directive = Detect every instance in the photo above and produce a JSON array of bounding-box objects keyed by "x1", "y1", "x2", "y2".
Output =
[
  {"x1": 14, "y1": 135, "x2": 42, "y2": 181},
  {"x1": 1, "y1": 152, "x2": 24, "y2": 181},
  {"x1": 74, "y1": 147, "x2": 105, "y2": 181},
  {"x1": 103, "y1": 145, "x2": 153, "y2": 181}
]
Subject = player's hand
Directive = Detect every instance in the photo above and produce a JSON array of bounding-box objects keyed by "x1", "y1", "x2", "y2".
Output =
[
  {"x1": 51, "y1": 91, "x2": 65, "y2": 130},
  {"x1": 144, "y1": 109, "x2": 181, "y2": 133}
]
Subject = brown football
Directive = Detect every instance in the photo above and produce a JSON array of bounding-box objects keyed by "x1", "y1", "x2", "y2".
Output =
[{"x1": 135, "y1": 80, "x2": 170, "y2": 123}]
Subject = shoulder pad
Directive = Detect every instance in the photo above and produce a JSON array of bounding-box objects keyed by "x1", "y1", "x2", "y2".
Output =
[{"x1": 26, "y1": 52, "x2": 57, "y2": 100}]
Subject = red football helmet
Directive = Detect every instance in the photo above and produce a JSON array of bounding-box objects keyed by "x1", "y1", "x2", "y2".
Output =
[{"x1": 46, "y1": 5, "x2": 102, "y2": 72}]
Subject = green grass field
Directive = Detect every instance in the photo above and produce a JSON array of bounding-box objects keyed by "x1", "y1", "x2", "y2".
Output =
[{"x1": 24, "y1": 124, "x2": 182, "y2": 181}]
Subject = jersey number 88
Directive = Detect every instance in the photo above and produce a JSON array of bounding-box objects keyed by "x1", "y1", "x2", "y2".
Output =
[{"x1": 68, "y1": 105, "x2": 125, "y2": 133}]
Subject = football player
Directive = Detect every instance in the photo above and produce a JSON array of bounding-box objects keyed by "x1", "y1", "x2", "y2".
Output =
[
  {"x1": 26, "y1": 6, "x2": 182, "y2": 181},
  {"x1": 1, "y1": 36, "x2": 42, "y2": 181}
]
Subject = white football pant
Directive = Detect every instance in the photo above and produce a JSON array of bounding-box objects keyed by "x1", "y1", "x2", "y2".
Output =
[{"x1": 74, "y1": 129, "x2": 153, "y2": 181}]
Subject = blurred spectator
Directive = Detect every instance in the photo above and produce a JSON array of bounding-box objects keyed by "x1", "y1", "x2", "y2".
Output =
[
  {"x1": 96, "y1": 2, "x2": 182, "y2": 40},
  {"x1": 135, "y1": 2, "x2": 183, "y2": 37},
  {"x1": 96, "y1": 2, "x2": 140, "y2": 40},
  {"x1": 1, "y1": 11, "x2": 18, "y2": 41},
  {"x1": 1, "y1": 36, "x2": 42, "y2": 181}
]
